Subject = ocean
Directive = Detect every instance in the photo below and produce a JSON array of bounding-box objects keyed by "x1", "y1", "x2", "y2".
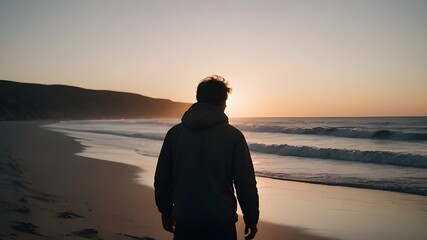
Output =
[
  {"x1": 46, "y1": 117, "x2": 427, "y2": 196},
  {"x1": 45, "y1": 117, "x2": 427, "y2": 240}
]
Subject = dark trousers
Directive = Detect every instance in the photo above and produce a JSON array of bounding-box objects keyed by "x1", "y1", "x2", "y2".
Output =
[{"x1": 173, "y1": 223, "x2": 237, "y2": 240}]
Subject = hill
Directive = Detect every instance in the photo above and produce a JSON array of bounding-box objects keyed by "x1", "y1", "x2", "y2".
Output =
[{"x1": 0, "y1": 80, "x2": 191, "y2": 120}]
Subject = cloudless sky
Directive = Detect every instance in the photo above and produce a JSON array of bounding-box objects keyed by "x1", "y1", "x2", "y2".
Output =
[{"x1": 1, "y1": 0, "x2": 426, "y2": 117}]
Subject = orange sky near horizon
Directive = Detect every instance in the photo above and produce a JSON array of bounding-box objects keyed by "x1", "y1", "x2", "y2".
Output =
[{"x1": 1, "y1": 0, "x2": 426, "y2": 118}]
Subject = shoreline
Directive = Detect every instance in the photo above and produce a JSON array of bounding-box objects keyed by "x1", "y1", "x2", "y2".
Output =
[
  {"x1": 45, "y1": 121, "x2": 427, "y2": 240},
  {"x1": 255, "y1": 173, "x2": 427, "y2": 197},
  {"x1": 0, "y1": 121, "x2": 332, "y2": 240}
]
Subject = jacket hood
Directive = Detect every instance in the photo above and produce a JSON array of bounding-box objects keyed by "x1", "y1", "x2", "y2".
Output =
[{"x1": 181, "y1": 102, "x2": 229, "y2": 130}]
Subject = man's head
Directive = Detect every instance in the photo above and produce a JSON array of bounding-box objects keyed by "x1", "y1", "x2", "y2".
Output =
[{"x1": 196, "y1": 75, "x2": 231, "y2": 111}]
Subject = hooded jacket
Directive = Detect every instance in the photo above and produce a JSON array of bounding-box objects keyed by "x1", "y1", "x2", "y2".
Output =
[{"x1": 154, "y1": 102, "x2": 259, "y2": 227}]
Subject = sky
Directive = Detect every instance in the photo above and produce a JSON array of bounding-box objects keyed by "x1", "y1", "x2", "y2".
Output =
[{"x1": 1, "y1": 0, "x2": 426, "y2": 117}]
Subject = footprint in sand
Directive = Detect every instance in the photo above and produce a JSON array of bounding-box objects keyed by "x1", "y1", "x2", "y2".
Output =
[
  {"x1": 57, "y1": 211, "x2": 85, "y2": 219},
  {"x1": 11, "y1": 221, "x2": 41, "y2": 236}
]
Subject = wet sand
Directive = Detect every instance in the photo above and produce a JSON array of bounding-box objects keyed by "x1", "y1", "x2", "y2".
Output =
[{"x1": 0, "y1": 121, "x2": 331, "y2": 240}]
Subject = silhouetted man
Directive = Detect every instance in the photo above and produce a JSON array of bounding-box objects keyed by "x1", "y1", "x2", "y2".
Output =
[{"x1": 154, "y1": 75, "x2": 259, "y2": 240}]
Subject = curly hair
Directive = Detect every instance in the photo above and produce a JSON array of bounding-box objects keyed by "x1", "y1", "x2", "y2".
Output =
[{"x1": 196, "y1": 75, "x2": 232, "y2": 107}]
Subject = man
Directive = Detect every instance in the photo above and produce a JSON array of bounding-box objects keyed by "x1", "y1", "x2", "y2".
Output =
[{"x1": 154, "y1": 75, "x2": 259, "y2": 240}]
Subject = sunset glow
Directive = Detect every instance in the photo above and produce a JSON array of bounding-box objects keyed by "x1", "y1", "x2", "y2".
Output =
[{"x1": 1, "y1": 0, "x2": 426, "y2": 117}]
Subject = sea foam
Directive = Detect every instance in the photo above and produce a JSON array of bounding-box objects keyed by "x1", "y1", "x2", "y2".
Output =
[{"x1": 249, "y1": 143, "x2": 427, "y2": 168}]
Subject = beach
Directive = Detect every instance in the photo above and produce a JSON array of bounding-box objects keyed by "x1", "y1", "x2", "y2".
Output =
[
  {"x1": 0, "y1": 121, "x2": 334, "y2": 240},
  {"x1": 40, "y1": 118, "x2": 427, "y2": 239},
  {"x1": 2, "y1": 1, "x2": 426, "y2": 239}
]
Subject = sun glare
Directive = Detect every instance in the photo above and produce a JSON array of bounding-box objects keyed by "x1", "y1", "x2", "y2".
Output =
[{"x1": 225, "y1": 90, "x2": 244, "y2": 118}]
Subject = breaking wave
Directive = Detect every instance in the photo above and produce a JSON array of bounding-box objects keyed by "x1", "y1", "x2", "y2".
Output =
[
  {"x1": 236, "y1": 124, "x2": 427, "y2": 141},
  {"x1": 249, "y1": 143, "x2": 427, "y2": 168}
]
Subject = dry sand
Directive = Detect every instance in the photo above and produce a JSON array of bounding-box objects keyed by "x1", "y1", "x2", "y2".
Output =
[{"x1": 0, "y1": 121, "x2": 331, "y2": 240}]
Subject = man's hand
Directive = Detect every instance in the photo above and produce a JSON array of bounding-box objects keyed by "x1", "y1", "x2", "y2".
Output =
[
  {"x1": 244, "y1": 225, "x2": 258, "y2": 239},
  {"x1": 161, "y1": 214, "x2": 175, "y2": 233}
]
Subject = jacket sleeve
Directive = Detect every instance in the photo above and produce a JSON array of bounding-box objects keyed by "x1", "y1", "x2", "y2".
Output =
[
  {"x1": 233, "y1": 132, "x2": 259, "y2": 227},
  {"x1": 154, "y1": 129, "x2": 174, "y2": 216}
]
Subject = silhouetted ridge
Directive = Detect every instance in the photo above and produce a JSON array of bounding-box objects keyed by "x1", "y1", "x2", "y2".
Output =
[{"x1": 0, "y1": 80, "x2": 191, "y2": 120}]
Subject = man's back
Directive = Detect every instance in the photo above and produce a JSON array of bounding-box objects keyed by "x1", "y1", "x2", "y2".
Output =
[{"x1": 154, "y1": 76, "x2": 259, "y2": 240}]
